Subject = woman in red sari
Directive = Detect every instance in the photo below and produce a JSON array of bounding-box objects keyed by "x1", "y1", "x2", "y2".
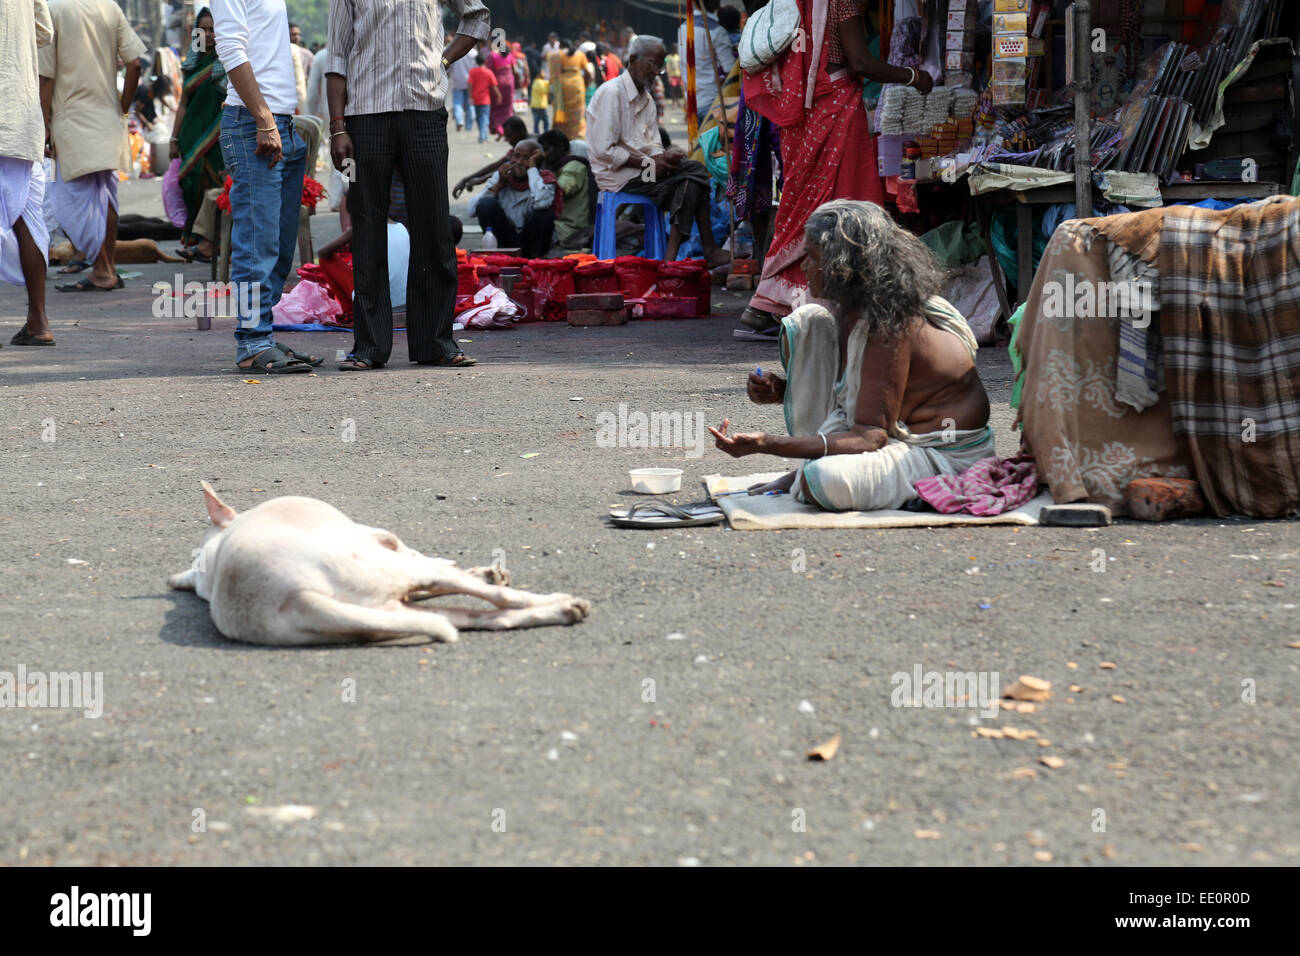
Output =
[{"x1": 741, "y1": 0, "x2": 932, "y2": 331}]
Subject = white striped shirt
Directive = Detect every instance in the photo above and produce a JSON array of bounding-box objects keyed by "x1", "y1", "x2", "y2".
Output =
[{"x1": 326, "y1": 0, "x2": 491, "y2": 115}]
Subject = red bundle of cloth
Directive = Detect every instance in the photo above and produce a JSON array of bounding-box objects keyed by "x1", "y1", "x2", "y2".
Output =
[
  {"x1": 651, "y1": 259, "x2": 711, "y2": 316},
  {"x1": 614, "y1": 255, "x2": 660, "y2": 298},
  {"x1": 306, "y1": 257, "x2": 354, "y2": 323},
  {"x1": 475, "y1": 262, "x2": 502, "y2": 287},
  {"x1": 476, "y1": 253, "x2": 530, "y2": 269},
  {"x1": 523, "y1": 257, "x2": 577, "y2": 321},
  {"x1": 457, "y1": 261, "x2": 479, "y2": 295},
  {"x1": 573, "y1": 260, "x2": 620, "y2": 294}
]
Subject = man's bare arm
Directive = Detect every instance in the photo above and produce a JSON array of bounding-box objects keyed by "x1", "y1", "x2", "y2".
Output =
[
  {"x1": 120, "y1": 61, "x2": 141, "y2": 115},
  {"x1": 39, "y1": 75, "x2": 53, "y2": 149},
  {"x1": 227, "y1": 62, "x2": 274, "y2": 129}
]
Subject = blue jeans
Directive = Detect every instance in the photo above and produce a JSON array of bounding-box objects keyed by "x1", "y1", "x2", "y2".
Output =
[
  {"x1": 474, "y1": 104, "x2": 490, "y2": 141},
  {"x1": 451, "y1": 88, "x2": 469, "y2": 128},
  {"x1": 219, "y1": 106, "x2": 306, "y2": 362},
  {"x1": 532, "y1": 107, "x2": 549, "y2": 134}
]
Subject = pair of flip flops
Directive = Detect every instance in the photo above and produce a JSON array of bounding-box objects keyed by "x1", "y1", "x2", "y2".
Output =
[
  {"x1": 9, "y1": 328, "x2": 54, "y2": 346},
  {"x1": 176, "y1": 247, "x2": 213, "y2": 264},
  {"x1": 238, "y1": 345, "x2": 322, "y2": 374},
  {"x1": 608, "y1": 499, "x2": 725, "y2": 528},
  {"x1": 56, "y1": 276, "x2": 124, "y2": 292}
]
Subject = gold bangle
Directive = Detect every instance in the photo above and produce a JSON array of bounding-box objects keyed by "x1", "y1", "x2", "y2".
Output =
[{"x1": 256, "y1": 124, "x2": 276, "y2": 132}]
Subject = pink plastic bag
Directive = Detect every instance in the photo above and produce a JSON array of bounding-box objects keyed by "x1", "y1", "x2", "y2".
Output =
[
  {"x1": 162, "y1": 158, "x2": 188, "y2": 229},
  {"x1": 272, "y1": 279, "x2": 343, "y2": 326}
]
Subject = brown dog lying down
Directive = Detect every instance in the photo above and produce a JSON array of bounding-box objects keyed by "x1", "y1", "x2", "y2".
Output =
[
  {"x1": 50, "y1": 238, "x2": 185, "y2": 265},
  {"x1": 169, "y1": 483, "x2": 591, "y2": 645}
]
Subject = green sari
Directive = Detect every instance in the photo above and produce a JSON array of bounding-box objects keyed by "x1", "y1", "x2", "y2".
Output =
[{"x1": 176, "y1": 48, "x2": 227, "y2": 242}]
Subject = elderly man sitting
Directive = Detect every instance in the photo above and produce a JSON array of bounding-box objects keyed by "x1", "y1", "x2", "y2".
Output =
[
  {"x1": 711, "y1": 200, "x2": 994, "y2": 511},
  {"x1": 467, "y1": 139, "x2": 556, "y2": 258},
  {"x1": 586, "y1": 34, "x2": 730, "y2": 267}
]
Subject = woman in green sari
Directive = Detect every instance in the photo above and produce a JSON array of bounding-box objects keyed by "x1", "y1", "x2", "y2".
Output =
[{"x1": 170, "y1": 8, "x2": 226, "y2": 262}]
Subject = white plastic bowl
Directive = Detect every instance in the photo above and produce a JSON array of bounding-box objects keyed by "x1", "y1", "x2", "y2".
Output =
[{"x1": 630, "y1": 468, "x2": 683, "y2": 494}]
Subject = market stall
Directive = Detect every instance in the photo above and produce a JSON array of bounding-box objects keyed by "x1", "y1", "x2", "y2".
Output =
[{"x1": 874, "y1": 0, "x2": 1299, "y2": 314}]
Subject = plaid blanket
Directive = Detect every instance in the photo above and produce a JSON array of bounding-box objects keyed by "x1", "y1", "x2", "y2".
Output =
[{"x1": 1157, "y1": 196, "x2": 1300, "y2": 517}]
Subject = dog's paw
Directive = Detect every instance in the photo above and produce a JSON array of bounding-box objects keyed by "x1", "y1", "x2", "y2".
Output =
[{"x1": 556, "y1": 597, "x2": 591, "y2": 624}]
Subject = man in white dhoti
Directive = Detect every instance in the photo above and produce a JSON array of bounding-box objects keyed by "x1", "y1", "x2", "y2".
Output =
[
  {"x1": 39, "y1": 0, "x2": 145, "y2": 292},
  {"x1": 711, "y1": 200, "x2": 995, "y2": 512},
  {"x1": 1, "y1": 0, "x2": 55, "y2": 345}
]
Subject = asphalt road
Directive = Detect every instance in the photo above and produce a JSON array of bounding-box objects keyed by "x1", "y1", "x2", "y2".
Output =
[{"x1": 0, "y1": 122, "x2": 1296, "y2": 866}]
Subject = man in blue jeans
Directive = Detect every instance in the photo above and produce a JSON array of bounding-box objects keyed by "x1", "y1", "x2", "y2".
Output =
[
  {"x1": 449, "y1": 51, "x2": 472, "y2": 132},
  {"x1": 213, "y1": 0, "x2": 319, "y2": 373}
]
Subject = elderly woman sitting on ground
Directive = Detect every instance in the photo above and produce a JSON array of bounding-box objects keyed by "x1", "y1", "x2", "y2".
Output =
[{"x1": 710, "y1": 200, "x2": 993, "y2": 511}]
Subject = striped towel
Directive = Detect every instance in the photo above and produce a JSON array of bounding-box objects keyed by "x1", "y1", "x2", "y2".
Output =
[{"x1": 1106, "y1": 235, "x2": 1163, "y2": 411}]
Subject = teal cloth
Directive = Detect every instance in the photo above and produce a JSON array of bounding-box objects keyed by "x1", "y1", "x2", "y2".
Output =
[
  {"x1": 921, "y1": 220, "x2": 985, "y2": 267},
  {"x1": 699, "y1": 125, "x2": 729, "y2": 186},
  {"x1": 991, "y1": 206, "x2": 1048, "y2": 290},
  {"x1": 1008, "y1": 302, "x2": 1027, "y2": 411}
]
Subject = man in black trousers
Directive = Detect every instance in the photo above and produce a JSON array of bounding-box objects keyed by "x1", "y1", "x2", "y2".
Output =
[{"x1": 326, "y1": 0, "x2": 490, "y2": 370}]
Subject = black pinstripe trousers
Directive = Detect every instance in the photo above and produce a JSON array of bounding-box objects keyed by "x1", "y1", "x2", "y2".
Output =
[{"x1": 345, "y1": 110, "x2": 459, "y2": 366}]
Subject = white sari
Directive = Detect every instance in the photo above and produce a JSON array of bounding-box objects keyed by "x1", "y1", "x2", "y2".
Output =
[{"x1": 780, "y1": 296, "x2": 995, "y2": 511}]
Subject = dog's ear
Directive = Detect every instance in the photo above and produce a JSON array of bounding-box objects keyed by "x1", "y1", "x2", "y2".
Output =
[{"x1": 201, "y1": 481, "x2": 237, "y2": 528}]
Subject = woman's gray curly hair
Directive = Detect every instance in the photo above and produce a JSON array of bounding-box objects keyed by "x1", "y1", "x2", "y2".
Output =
[{"x1": 803, "y1": 200, "x2": 941, "y2": 340}]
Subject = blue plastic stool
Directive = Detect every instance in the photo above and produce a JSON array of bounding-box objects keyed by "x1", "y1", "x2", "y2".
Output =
[{"x1": 593, "y1": 191, "x2": 669, "y2": 260}]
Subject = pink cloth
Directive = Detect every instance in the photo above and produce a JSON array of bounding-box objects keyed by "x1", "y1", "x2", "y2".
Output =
[{"x1": 914, "y1": 455, "x2": 1039, "y2": 517}]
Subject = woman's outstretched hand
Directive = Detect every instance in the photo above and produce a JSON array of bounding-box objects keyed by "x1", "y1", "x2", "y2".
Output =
[
  {"x1": 709, "y1": 419, "x2": 768, "y2": 457},
  {"x1": 747, "y1": 370, "x2": 785, "y2": 405}
]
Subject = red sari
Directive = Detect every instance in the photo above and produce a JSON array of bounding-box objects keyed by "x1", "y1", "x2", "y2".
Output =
[{"x1": 743, "y1": 0, "x2": 883, "y2": 315}]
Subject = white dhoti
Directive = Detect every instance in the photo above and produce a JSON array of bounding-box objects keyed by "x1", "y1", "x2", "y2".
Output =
[
  {"x1": 49, "y1": 164, "x2": 117, "y2": 263},
  {"x1": 780, "y1": 296, "x2": 996, "y2": 512},
  {"x1": 0, "y1": 156, "x2": 48, "y2": 286}
]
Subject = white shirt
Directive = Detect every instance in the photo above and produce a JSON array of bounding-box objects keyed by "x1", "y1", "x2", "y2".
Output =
[
  {"x1": 677, "y1": 11, "x2": 735, "y2": 117},
  {"x1": 212, "y1": 0, "x2": 297, "y2": 116},
  {"x1": 2, "y1": 0, "x2": 53, "y2": 163},
  {"x1": 586, "y1": 71, "x2": 662, "y2": 193},
  {"x1": 38, "y1": 0, "x2": 147, "y2": 179},
  {"x1": 468, "y1": 167, "x2": 555, "y2": 231}
]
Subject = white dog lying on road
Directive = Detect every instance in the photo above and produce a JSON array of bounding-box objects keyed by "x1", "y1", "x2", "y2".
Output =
[{"x1": 169, "y1": 483, "x2": 590, "y2": 645}]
